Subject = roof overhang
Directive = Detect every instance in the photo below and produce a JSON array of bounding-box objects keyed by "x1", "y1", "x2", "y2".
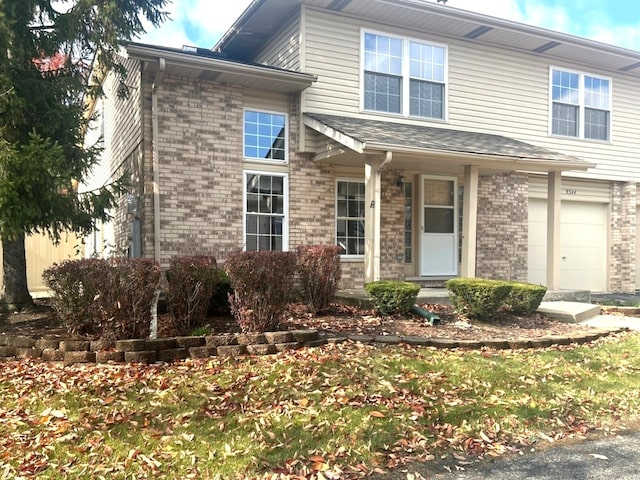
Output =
[
  {"x1": 126, "y1": 43, "x2": 316, "y2": 93},
  {"x1": 303, "y1": 113, "x2": 595, "y2": 175},
  {"x1": 215, "y1": 0, "x2": 640, "y2": 77}
]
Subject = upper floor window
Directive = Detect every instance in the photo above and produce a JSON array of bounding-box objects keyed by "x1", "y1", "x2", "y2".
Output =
[
  {"x1": 363, "y1": 31, "x2": 446, "y2": 119},
  {"x1": 551, "y1": 68, "x2": 611, "y2": 141},
  {"x1": 244, "y1": 110, "x2": 287, "y2": 162}
]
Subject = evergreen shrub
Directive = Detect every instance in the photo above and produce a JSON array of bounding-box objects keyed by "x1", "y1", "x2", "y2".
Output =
[{"x1": 364, "y1": 280, "x2": 420, "y2": 316}]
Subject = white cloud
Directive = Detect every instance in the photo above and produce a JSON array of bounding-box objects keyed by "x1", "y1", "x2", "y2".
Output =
[
  {"x1": 137, "y1": 0, "x2": 640, "y2": 52},
  {"x1": 139, "y1": 0, "x2": 252, "y2": 48}
]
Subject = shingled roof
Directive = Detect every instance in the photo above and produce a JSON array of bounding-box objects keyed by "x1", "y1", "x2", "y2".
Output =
[{"x1": 304, "y1": 113, "x2": 590, "y2": 166}]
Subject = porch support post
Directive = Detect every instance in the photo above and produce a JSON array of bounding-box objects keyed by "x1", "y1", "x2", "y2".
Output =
[
  {"x1": 546, "y1": 172, "x2": 562, "y2": 290},
  {"x1": 460, "y1": 165, "x2": 478, "y2": 278},
  {"x1": 364, "y1": 152, "x2": 392, "y2": 284}
]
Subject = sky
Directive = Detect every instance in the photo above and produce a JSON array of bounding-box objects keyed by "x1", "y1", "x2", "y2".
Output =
[{"x1": 139, "y1": 0, "x2": 640, "y2": 52}]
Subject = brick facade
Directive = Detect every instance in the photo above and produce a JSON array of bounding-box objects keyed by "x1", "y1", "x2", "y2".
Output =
[
  {"x1": 476, "y1": 173, "x2": 529, "y2": 282},
  {"x1": 609, "y1": 181, "x2": 637, "y2": 293},
  {"x1": 380, "y1": 170, "x2": 406, "y2": 281},
  {"x1": 139, "y1": 74, "x2": 245, "y2": 266},
  {"x1": 108, "y1": 63, "x2": 638, "y2": 294}
]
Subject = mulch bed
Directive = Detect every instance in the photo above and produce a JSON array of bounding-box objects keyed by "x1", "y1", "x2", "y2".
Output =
[{"x1": 0, "y1": 301, "x2": 606, "y2": 342}]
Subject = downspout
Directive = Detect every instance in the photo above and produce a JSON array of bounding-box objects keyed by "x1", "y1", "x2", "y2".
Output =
[
  {"x1": 149, "y1": 58, "x2": 164, "y2": 339},
  {"x1": 151, "y1": 58, "x2": 165, "y2": 263}
]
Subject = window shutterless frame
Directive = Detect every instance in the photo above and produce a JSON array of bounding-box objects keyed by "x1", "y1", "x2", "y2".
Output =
[
  {"x1": 243, "y1": 108, "x2": 288, "y2": 163},
  {"x1": 548, "y1": 66, "x2": 612, "y2": 142},
  {"x1": 243, "y1": 170, "x2": 289, "y2": 252},
  {"x1": 335, "y1": 178, "x2": 366, "y2": 257},
  {"x1": 360, "y1": 29, "x2": 448, "y2": 121}
]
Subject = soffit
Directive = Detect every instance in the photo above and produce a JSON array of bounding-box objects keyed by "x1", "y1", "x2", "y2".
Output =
[{"x1": 127, "y1": 43, "x2": 315, "y2": 93}]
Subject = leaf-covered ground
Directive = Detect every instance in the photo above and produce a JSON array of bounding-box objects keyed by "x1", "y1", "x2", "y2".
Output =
[
  {"x1": 0, "y1": 301, "x2": 600, "y2": 342},
  {"x1": 1, "y1": 333, "x2": 640, "y2": 479}
]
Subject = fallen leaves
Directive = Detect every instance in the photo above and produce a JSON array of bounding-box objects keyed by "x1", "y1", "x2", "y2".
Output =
[{"x1": 0, "y1": 333, "x2": 638, "y2": 478}]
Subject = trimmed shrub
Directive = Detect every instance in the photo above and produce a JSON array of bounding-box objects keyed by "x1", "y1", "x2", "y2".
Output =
[
  {"x1": 208, "y1": 269, "x2": 232, "y2": 317},
  {"x1": 446, "y1": 278, "x2": 512, "y2": 319},
  {"x1": 90, "y1": 258, "x2": 161, "y2": 340},
  {"x1": 43, "y1": 258, "x2": 110, "y2": 336},
  {"x1": 296, "y1": 245, "x2": 341, "y2": 314},
  {"x1": 165, "y1": 255, "x2": 220, "y2": 336},
  {"x1": 364, "y1": 280, "x2": 420, "y2": 316},
  {"x1": 44, "y1": 258, "x2": 161, "y2": 340},
  {"x1": 225, "y1": 250, "x2": 297, "y2": 332},
  {"x1": 506, "y1": 282, "x2": 547, "y2": 314}
]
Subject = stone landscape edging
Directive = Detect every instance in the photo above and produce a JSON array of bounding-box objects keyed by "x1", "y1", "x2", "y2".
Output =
[{"x1": 0, "y1": 327, "x2": 627, "y2": 365}]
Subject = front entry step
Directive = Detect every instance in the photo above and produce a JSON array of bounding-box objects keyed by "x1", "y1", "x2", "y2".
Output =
[{"x1": 537, "y1": 301, "x2": 601, "y2": 323}]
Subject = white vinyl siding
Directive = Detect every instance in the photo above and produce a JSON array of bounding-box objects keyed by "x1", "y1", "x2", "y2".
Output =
[
  {"x1": 254, "y1": 11, "x2": 301, "y2": 71},
  {"x1": 83, "y1": 57, "x2": 142, "y2": 194},
  {"x1": 528, "y1": 175, "x2": 611, "y2": 202},
  {"x1": 636, "y1": 206, "x2": 640, "y2": 290},
  {"x1": 301, "y1": 6, "x2": 640, "y2": 182}
]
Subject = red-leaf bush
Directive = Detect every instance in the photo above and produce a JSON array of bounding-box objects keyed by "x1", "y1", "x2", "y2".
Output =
[
  {"x1": 224, "y1": 250, "x2": 297, "y2": 332},
  {"x1": 208, "y1": 269, "x2": 232, "y2": 316},
  {"x1": 296, "y1": 245, "x2": 341, "y2": 314},
  {"x1": 43, "y1": 258, "x2": 109, "y2": 336},
  {"x1": 165, "y1": 255, "x2": 221, "y2": 336},
  {"x1": 94, "y1": 258, "x2": 161, "y2": 340},
  {"x1": 44, "y1": 258, "x2": 161, "y2": 339}
]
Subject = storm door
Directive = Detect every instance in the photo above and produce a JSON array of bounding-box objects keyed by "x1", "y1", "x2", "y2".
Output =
[{"x1": 420, "y1": 176, "x2": 458, "y2": 275}]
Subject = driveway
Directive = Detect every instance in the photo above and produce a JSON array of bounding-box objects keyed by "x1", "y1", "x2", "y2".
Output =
[{"x1": 375, "y1": 430, "x2": 640, "y2": 480}]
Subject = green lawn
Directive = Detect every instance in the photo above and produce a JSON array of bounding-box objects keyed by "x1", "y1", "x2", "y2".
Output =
[{"x1": 1, "y1": 333, "x2": 639, "y2": 479}]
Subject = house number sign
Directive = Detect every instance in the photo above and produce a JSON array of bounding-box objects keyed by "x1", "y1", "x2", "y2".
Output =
[{"x1": 564, "y1": 188, "x2": 577, "y2": 195}]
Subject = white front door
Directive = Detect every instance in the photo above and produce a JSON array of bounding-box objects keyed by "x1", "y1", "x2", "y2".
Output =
[{"x1": 420, "y1": 176, "x2": 458, "y2": 276}]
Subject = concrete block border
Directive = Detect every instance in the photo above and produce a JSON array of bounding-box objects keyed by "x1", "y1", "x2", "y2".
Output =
[
  {"x1": 0, "y1": 329, "x2": 323, "y2": 364},
  {"x1": 329, "y1": 326, "x2": 626, "y2": 350},
  {"x1": 0, "y1": 327, "x2": 627, "y2": 364}
]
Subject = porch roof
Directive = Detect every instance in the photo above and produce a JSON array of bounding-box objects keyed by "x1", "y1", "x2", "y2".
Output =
[{"x1": 303, "y1": 113, "x2": 594, "y2": 173}]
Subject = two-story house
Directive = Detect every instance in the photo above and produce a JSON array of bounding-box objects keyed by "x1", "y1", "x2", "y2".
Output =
[{"x1": 84, "y1": 0, "x2": 640, "y2": 293}]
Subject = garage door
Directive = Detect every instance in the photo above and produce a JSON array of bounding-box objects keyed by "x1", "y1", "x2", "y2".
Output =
[{"x1": 528, "y1": 199, "x2": 607, "y2": 291}]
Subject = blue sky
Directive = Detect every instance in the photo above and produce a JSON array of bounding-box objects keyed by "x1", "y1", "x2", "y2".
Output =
[{"x1": 140, "y1": 0, "x2": 640, "y2": 52}]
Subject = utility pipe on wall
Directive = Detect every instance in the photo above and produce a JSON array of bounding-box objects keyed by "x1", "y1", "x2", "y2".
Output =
[
  {"x1": 149, "y1": 58, "x2": 165, "y2": 340},
  {"x1": 151, "y1": 58, "x2": 165, "y2": 263}
]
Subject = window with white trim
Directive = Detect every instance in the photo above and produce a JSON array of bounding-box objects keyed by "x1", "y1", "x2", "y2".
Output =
[
  {"x1": 244, "y1": 110, "x2": 287, "y2": 161},
  {"x1": 336, "y1": 180, "x2": 365, "y2": 256},
  {"x1": 244, "y1": 172, "x2": 287, "y2": 251},
  {"x1": 551, "y1": 68, "x2": 611, "y2": 141},
  {"x1": 363, "y1": 31, "x2": 446, "y2": 119}
]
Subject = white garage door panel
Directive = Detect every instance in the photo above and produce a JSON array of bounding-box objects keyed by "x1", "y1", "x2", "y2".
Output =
[{"x1": 528, "y1": 200, "x2": 607, "y2": 291}]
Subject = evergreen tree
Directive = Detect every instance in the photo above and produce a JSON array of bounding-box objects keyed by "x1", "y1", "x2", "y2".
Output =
[{"x1": 0, "y1": 0, "x2": 168, "y2": 310}]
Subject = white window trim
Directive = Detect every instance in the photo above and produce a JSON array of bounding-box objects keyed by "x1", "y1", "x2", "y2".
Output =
[
  {"x1": 359, "y1": 28, "x2": 449, "y2": 121},
  {"x1": 242, "y1": 108, "x2": 289, "y2": 164},
  {"x1": 243, "y1": 170, "x2": 289, "y2": 252},
  {"x1": 335, "y1": 178, "x2": 366, "y2": 259},
  {"x1": 548, "y1": 66, "x2": 612, "y2": 142}
]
